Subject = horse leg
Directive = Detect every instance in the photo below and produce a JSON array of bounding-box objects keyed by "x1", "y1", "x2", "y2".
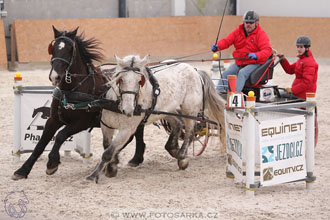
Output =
[
  {"x1": 104, "y1": 150, "x2": 120, "y2": 178},
  {"x1": 177, "y1": 119, "x2": 195, "y2": 170},
  {"x1": 87, "y1": 128, "x2": 134, "y2": 183},
  {"x1": 164, "y1": 116, "x2": 182, "y2": 158},
  {"x1": 12, "y1": 118, "x2": 62, "y2": 180},
  {"x1": 46, "y1": 123, "x2": 89, "y2": 175},
  {"x1": 105, "y1": 128, "x2": 138, "y2": 177},
  {"x1": 101, "y1": 124, "x2": 145, "y2": 169},
  {"x1": 102, "y1": 127, "x2": 115, "y2": 150},
  {"x1": 101, "y1": 126, "x2": 131, "y2": 174},
  {"x1": 128, "y1": 124, "x2": 146, "y2": 167}
]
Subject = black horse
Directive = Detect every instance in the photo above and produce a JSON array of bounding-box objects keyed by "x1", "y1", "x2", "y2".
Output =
[{"x1": 12, "y1": 26, "x2": 146, "y2": 180}]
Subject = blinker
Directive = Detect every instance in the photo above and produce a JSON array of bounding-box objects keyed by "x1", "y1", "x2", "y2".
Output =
[
  {"x1": 116, "y1": 75, "x2": 145, "y2": 87},
  {"x1": 48, "y1": 41, "x2": 54, "y2": 55},
  {"x1": 140, "y1": 75, "x2": 145, "y2": 87}
]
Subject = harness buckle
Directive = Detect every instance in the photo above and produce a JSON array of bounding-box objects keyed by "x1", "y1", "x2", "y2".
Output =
[
  {"x1": 64, "y1": 103, "x2": 76, "y2": 110},
  {"x1": 154, "y1": 88, "x2": 160, "y2": 96},
  {"x1": 65, "y1": 70, "x2": 72, "y2": 84}
]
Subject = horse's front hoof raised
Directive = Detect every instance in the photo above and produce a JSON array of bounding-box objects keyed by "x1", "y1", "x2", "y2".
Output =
[
  {"x1": 11, "y1": 173, "x2": 26, "y2": 181},
  {"x1": 178, "y1": 158, "x2": 189, "y2": 170},
  {"x1": 46, "y1": 166, "x2": 58, "y2": 175}
]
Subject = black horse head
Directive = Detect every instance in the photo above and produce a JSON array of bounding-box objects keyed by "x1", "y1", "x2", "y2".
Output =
[{"x1": 49, "y1": 26, "x2": 104, "y2": 87}]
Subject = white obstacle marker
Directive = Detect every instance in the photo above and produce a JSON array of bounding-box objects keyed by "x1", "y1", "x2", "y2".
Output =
[
  {"x1": 13, "y1": 74, "x2": 92, "y2": 163},
  {"x1": 225, "y1": 93, "x2": 316, "y2": 196}
]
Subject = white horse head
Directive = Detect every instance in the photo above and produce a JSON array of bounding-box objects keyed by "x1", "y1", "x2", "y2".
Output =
[{"x1": 111, "y1": 54, "x2": 149, "y2": 116}]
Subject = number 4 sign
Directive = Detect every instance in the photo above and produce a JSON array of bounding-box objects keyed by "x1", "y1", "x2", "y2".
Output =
[{"x1": 227, "y1": 93, "x2": 245, "y2": 109}]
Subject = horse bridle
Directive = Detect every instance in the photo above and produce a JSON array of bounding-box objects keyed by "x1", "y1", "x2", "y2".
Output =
[
  {"x1": 49, "y1": 34, "x2": 77, "y2": 84},
  {"x1": 115, "y1": 66, "x2": 145, "y2": 108},
  {"x1": 113, "y1": 64, "x2": 160, "y2": 124},
  {"x1": 112, "y1": 57, "x2": 146, "y2": 106}
]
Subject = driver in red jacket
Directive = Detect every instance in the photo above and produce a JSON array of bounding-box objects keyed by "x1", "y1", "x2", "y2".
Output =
[
  {"x1": 277, "y1": 36, "x2": 318, "y2": 99},
  {"x1": 212, "y1": 10, "x2": 272, "y2": 93}
]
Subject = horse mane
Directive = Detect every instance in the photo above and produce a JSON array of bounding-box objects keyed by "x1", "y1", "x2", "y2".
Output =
[
  {"x1": 121, "y1": 55, "x2": 142, "y2": 67},
  {"x1": 75, "y1": 32, "x2": 104, "y2": 64},
  {"x1": 116, "y1": 55, "x2": 149, "y2": 79}
]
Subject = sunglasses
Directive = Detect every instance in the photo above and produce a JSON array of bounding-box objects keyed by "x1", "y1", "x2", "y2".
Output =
[{"x1": 245, "y1": 22, "x2": 255, "y2": 24}]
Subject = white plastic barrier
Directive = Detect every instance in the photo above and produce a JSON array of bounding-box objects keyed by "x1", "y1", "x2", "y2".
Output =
[
  {"x1": 13, "y1": 81, "x2": 92, "y2": 164},
  {"x1": 225, "y1": 93, "x2": 316, "y2": 196}
]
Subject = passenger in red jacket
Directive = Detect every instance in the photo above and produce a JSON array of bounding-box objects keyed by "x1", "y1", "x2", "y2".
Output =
[
  {"x1": 212, "y1": 10, "x2": 272, "y2": 93},
  {"x1": 277, "y1": 36, "x2": 318, "y2": 99}
]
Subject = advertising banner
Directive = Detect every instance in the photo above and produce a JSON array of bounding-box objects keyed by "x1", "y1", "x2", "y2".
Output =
[
  {"x1": 225, "y1": 110, "x2": 244, "y2": 182},
  {"x1": 20, "y1": 93, "x2": 76, "y2": 151},
  {"x1": 259, "y1": 115, "x2": 306, "y2": 186}
]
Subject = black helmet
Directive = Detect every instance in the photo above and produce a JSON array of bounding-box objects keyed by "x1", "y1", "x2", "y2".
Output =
[
  {"x1": 243, "y1": 10, "x2": 259, "y2": 23},
  {"x1": 296, "y1": 36, "x2": 311, "y2": 48}
]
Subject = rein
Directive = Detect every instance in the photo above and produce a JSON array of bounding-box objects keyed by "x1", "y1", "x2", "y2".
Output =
[
  {"x1": 139, "y1": 109, "x2": 217, "y2": 125},
  {"x1": 148, "y1": 57, "x2": 244, "y2": 69},
  {"x1": 57, "y1": 64, "x2": 217, "y2": 126}
]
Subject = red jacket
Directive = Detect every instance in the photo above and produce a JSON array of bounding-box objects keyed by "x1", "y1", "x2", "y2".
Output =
[
  {"x1": 280, "y1": 50, "x2": 318, "y2": 99},
  {"x1": 217, "y1": 24, "x2": 272, "y2": 66}
]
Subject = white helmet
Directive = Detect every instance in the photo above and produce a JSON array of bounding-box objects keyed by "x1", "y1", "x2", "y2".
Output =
[{"x1": 243, "y1": 10, "x2": 259, "y2": 23}]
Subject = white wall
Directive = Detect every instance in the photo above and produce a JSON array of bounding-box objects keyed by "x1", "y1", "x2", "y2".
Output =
[{"x1": 237, "y1": 0, "x2": 330, "y2": 17}]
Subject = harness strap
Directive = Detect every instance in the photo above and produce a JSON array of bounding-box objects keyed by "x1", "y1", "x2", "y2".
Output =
[
  {"x1": 140, "y1": 109, "x2": 218, "y2": 125},
  {"x1": 51, "y1": 57, "x2": 71, "y2": 65},
  {"x1": 56, "y1": 64, "x2": 105, "y2": 110},
  {"x1": 70, "y1": 64, "x2": 96, "y2": 92},
  {"x1": 140, "y1": 67, "x2": 160, "y2": 124},
  {"x1": 88, "y1": 64, "x2": 96, "y2": 95},
  {"x1": 199, "y1": 73, "x2": 206, "y2": 119},
  {"x1": 100, "y1": 118, "x2": 114, "y2": 129}
]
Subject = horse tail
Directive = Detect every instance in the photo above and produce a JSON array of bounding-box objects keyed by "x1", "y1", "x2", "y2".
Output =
[{"x1": 198, "y1": 70, "x2": 227, "y2": 152}]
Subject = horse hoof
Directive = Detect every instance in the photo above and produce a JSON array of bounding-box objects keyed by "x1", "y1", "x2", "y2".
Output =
[
  {"x1": 127, "y1": 158, "x2": 143, "y2": 167},
  {"x1": 46, "y1": 166, "x2": 58, "y2": 175},
  {"x1": 105, "y1": 166, "x2": 118, "y2": 178},
  {"x1": 86, "y1": 175, "x2": 99, "y2": 184},
  {"x1": 178, "y1": 158, "x2": 189, "y2": 170},
  {"x1": 127, "y1": 161, "x2": 140, "y2": 167},
  {"x1": 11, "y1": 173, "x2": 26, "y2": 181},
  {"x1": 169, "y1": 149, "x2": 179, "y2": 158}
]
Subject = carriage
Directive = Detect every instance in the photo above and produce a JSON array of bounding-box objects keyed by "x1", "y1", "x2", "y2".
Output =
[
  {"x1": 12, "y1": 27, "x2": 317, "y2": 183},
  {"x1": 159, "y1": 53, "x2": 317, "y2": 158}
]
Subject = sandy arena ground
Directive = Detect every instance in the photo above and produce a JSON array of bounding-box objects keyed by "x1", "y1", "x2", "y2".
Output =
[{"x1": 0, "y1": 59, "x2": 329, "y2": 220}]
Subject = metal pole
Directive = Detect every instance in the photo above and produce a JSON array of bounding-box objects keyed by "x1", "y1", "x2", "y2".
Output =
[
  {"x1": 10, "y1": 24, "x2": 16, "y2": 70},
  {"x1": 118, "y1": 0, "x2": 126, "y2": 18},
  {"x1": 305, "y1": 93, "x2": 316, "y2": 190},
  {"x1": 245, "y1": 95, "x2": 256, "y2": 196},
  {"x1": 13, "y1": 74, "x2": 22, "y2": 162}
]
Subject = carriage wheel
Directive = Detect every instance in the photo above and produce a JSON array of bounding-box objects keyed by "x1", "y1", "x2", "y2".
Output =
[
  {"x1": 192, "y1": 122, "x2": 211, "y2": 156},
  {"x1": 160, "y1": 119, "x2": 212, "y2": 156}
]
